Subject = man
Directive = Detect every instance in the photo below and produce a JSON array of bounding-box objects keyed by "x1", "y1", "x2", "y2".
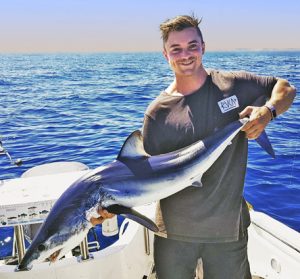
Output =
[{"x1": 141, "y1": 15, "x2": 296, "y2": 279}]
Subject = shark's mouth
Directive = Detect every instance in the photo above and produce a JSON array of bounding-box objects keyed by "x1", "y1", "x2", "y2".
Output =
[{"x1": 48, "y1": 249, "x2": 62, "y2": 262}]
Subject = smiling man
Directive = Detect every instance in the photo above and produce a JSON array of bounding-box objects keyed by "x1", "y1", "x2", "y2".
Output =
[
  {"x1": 142, "y1": 15, "x2": 296, "y2": 279},
  {"x1": 163, "y1": 24, "x2": 207, "y2": 93}
]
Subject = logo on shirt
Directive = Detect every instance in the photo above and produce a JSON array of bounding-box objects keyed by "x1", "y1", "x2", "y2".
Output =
[{"x1": 218, "y1": 95, "x2": 239, "y2": 113}]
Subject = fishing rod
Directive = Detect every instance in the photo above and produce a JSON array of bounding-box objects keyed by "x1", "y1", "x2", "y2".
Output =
[{"x1": 0, "y1": 139, "x2": 22, "y2": 166}]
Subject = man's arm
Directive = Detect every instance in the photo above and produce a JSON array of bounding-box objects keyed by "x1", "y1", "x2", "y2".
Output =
[{"x1": 239, "y1": 78, "x2": 296, "y2": 139}]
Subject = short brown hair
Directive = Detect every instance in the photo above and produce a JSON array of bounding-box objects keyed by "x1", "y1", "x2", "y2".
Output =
[{"x1": 160, "y1": 15, "x2": 204, "y2": 44}]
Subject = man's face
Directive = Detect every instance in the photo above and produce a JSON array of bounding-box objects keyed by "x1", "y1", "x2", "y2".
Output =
[{"x1": 163, "y1": 27, "x2": 205, "y2": 77}]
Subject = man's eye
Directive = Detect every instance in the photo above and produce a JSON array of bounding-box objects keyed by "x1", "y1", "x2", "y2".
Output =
[
  {"x1": 189, "y1": 44, "x2": 199, "y2": 50},
  {"x1": 171, "y1": 48, "x2": 181, "y2": 54}
]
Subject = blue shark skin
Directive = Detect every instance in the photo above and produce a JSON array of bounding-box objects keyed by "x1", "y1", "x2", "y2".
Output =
[{"x1": 16, "y1": 118, "x2": 273, "y2": 271}]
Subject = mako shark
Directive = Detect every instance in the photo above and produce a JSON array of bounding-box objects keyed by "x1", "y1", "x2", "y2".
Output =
[{"x1": 17, "y1": 118, "x2": 274, "y2": 271}]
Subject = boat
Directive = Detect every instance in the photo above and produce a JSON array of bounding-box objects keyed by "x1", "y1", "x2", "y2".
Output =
[{"x1": 0, "y1": 161, "x2": 299, "y2": 279}]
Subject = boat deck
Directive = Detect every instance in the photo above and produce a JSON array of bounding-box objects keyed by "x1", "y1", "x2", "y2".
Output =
[
  {"x1": 150, "y1": 270, "x2": 263, "y2": 279},
  {"x1": 149, "y1": 259, "x2": 265, "y2": 279},
  {"x1": 149, "y1": 272, "x2": 263, "y2": 279}
]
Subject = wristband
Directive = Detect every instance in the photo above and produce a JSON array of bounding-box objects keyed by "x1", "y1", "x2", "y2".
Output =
[{"x1": 264, "y1": 103, "x2": 277, "y2": 120}]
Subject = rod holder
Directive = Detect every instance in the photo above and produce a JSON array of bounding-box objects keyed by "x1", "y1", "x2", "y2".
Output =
[
  {"x1": 144, "y1": 228, "x2": 151, "y2": 255},
  {"x1": 79, "y1": 237, "x2": 90, "y2": 261},
  {"x1": 14, "y1": 225, "x2": 26, "y2": 263}
]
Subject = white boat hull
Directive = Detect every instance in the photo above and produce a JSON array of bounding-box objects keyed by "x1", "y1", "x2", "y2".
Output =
[
  {"x1": 248, "y1": 211, "x2": 300, "y2": 279},
  {"x1": 1, "y1": 167, "x2": 299, "y2": 279},
  {"x1": 0, "y1": 205, "x2": 155, "y2": 279}
]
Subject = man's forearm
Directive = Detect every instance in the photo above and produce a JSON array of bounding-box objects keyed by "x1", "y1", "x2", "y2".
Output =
[
  {"x1": 267, "y1": 79, "x2": 296, "y2": 116},
  {"x1": 240, "y1": 78, "x2": 296, "y2": 139}
]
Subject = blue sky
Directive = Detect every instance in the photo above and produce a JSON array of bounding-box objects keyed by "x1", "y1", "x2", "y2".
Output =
[{"x1": 1, "y1": 0, "x2": 299, "y2": 52}]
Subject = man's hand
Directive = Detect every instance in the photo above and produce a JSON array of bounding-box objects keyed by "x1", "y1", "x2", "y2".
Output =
[
  {"x1": 90, "y1": 207, "x2": 115, "y2": 226},
  {"x1": 239, "y1": 105, "x2": 272, "y2": 139}
]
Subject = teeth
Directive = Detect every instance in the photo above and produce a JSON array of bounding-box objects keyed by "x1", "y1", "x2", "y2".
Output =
[{"x1": 181, "y1": 61, "x2": 194, "y2": 66}]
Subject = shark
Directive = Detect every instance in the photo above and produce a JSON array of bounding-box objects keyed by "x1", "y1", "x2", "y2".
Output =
[{"x1": 16, "y1": 118, "x2": 274, "y2": 271}]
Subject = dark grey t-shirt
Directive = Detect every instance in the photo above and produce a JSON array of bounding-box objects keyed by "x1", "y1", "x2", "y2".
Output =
[{"x1": 143, "y1": 70, "x2": 277, "y2": 243}]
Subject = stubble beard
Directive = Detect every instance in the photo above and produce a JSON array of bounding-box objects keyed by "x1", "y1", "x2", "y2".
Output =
[{"x1": 174, "y1": 57, "x2": 202, "y2": 77}]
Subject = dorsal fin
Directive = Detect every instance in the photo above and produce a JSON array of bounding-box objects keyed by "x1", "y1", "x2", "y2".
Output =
[{"x1": 117, "y1": 130, "x2": 150, "y2": 161}]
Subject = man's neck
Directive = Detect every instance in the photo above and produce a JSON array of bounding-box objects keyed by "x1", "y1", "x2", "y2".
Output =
[{"x1": 166, "y1": 68, "x2": 208, "y2": 96}]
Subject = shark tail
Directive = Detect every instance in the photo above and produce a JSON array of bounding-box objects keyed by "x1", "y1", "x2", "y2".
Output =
[
  {"x1": 240, "y1": 117, "x2": 275, "y2": 158},
  {"x1": 255, "y1": 131, "x2": 275, "y2": 158}
]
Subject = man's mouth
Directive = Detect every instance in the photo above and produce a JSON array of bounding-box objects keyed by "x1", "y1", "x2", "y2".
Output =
[{"x1": 180, "y1": 59, "x2": 194, "y2": 66}]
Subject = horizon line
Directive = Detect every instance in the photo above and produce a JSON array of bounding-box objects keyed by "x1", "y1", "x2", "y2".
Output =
[{"x1": 1, "y1": 48, "x2": 300, "y2": 55}]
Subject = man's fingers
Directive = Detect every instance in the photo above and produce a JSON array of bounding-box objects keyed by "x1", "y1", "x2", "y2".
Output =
[
  {"x1": 241, "y1": 121, "x2": 252, "y2": 132},
  {"x1": 98, "y1": 208, "x2": 115, "y2": 219},
  {"x1": 88, "y1": 207, "x2": 116, "y2": 226},
  {"x1": 241, "y1": 117, "x2": 258, "y2": 132},
  {"x1": 90, "y1": 216, "x2": 104, "y2": 226},
  {"x1": 239, "y1": 106, "x2": 254, "y2": 132},
  {"x1": 246, "y1": 129, "x2": 261, "y2": 139},
  {"x1": 240, "y1": 105, "x2": 271, "y2": 137},
  {"x1": 239, "y1": 106, "x2": 253, "y2": 119},
  {"x1": 102, "y1": 211, "x2": 115, "y2": 219},
  {"x1": 242, "y1": 120, "x2": 264, "y2": 139}
]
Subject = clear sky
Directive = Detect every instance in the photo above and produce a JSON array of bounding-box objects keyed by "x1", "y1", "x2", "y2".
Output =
[{"x1": 1, "y1": 0, "x2": 299, "y2": 53}]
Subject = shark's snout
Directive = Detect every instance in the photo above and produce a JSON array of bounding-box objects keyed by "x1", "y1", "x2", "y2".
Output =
[{"x1": 15, "y1": 263, "x2": 32, "y2": 272}]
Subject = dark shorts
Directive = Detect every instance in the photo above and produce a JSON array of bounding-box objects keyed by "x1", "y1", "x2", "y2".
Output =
[{"x1": 154, "y1": 232, "x2": 251, "y2": 279}]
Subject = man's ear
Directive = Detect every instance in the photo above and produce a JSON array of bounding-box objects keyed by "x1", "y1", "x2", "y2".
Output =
[
  {"x1": 202, "y1": 42, "x2": 206, "y2": 54},
  {"x1": 163, "y1": 49, "x2": 169, "y2": 61}
]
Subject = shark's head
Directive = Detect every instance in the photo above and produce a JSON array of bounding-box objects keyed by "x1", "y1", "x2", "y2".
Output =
[
  {"x1": 16, "y1": 229, "x2": 62, "y2": 271},
  {"x1": 16, "y1": 241, "x2": 46, "y2": 271},
  {"x1": 15, "y1": 165, "x2": 110, "y2": 272},
  {"x1": 16, "y1": 206, "x2": 91, "y2": 271}
]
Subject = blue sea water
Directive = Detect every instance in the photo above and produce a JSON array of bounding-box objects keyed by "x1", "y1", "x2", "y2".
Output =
[{"x1": 0, "y1": 51, "x2": 299, "y2": 237}]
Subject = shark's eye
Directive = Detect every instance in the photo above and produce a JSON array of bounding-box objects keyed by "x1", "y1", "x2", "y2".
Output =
[{"x1": 38, "y1": 244, "x2": 46, "y2": 252}]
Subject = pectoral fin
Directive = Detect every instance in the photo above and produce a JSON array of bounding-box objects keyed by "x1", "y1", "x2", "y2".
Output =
[
  {"x1": 191, "y1": 180, "x2": 203, "y2": 187},
  {"x1": 106, "y1": 204, "x2": 159, "y2": 232},
  {"x1": 190, "y1": 174, "x2": 203, "y2": 187}
]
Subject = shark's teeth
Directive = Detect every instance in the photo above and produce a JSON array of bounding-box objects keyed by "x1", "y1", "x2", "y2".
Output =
[{"x1": 48, "y1": 249, "x2": 62, "y2": 262}]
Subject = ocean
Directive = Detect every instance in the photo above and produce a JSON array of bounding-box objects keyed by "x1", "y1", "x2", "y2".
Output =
[{"x1": 0, "y1": 51, "x2": 299, "y2": 236}]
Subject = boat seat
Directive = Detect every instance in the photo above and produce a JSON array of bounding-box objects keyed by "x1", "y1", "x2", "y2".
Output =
[
  {"x1": 21, "y1": 161, "x2": 89, "y2": 178},
  {"x1": 21, "y1": 161, "x2": 90, "y2": 240}
]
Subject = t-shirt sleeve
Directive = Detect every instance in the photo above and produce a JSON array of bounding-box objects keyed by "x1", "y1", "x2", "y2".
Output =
[
  {"x1": 229, "y1": 71, "x2": 278, "y2": 108},
  {"x1": 234, "y1": 71, "x2": 277, "y2": 98},
  {"x1": 142, "y1": 114, "x2": 163, "y2": 156}
]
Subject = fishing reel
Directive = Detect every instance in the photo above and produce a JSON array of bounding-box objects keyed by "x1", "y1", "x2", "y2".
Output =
[{"x1": 0, "y1": 139, "x2": 23, "y2": 167}]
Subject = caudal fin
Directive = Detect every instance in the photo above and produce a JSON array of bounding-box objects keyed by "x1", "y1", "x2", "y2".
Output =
[{"x1": 255, "y1": 131, "x2": 275, "y2": 158}]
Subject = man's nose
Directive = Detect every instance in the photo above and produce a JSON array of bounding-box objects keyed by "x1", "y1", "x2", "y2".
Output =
[{"x1": 179, "y1": 48, "x2": 192, "y2": 59}]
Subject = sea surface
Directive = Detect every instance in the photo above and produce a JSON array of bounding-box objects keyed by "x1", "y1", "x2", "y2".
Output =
[{"x1": 0, "y1": 51, "x2": 299, "y2": 235}]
